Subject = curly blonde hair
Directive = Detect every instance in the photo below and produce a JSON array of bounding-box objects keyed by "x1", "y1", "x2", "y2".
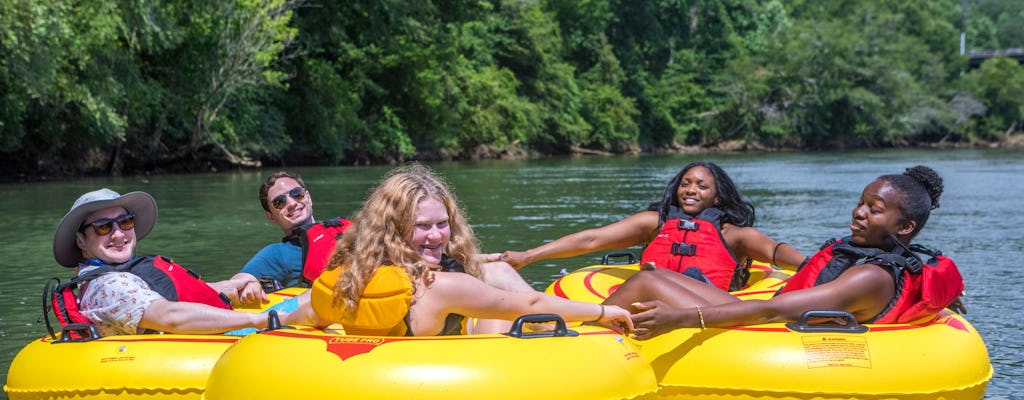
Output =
[{"x1": 328, "y1": 163, "x2": 484, "y2": 315}]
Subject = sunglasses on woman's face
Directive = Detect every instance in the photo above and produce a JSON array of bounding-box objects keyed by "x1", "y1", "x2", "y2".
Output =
[
  {"x1": 79, "y1": 213, "x2": 136, "y2": 236},
  {"x1": 271, "y1": 187, "x2": 306, "y2": 210}
]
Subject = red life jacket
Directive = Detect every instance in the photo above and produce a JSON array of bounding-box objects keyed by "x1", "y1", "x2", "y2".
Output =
[
  {"x1": 297, "y1": 217, "x2": 353, "y2": 286},
  {"x1": 778, "y1": 237, "x2": 964, "y2": 323},
  {"x1": 44, "y1": 255, "x2": 232, "y2": 340},
  {"x1": 641, "y1": 207, "x2": 747, "y2": 291}
]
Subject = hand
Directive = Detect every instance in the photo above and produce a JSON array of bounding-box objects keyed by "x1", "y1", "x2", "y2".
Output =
[
  {"x1": 628, "y1": 301, "x2": 687, "y2": 340},
  {"x1": 948, "y1": 295, "x2": 967, "y2": 315},
  {"x1": 498, "y1": 251, "x2": 530, "y2": 269},
  {"x1": 237, "y1": 280, "x2": 270, "y2": 306},
  {"x1": 595, "y1": 305, "x2": 634, "y2": 334},
  {"x1": 209, "y1": 274, "x2": 269, "y2": 306},
  {"x1": 477, "y1": 253, "x2": 503, "y2": 263}
]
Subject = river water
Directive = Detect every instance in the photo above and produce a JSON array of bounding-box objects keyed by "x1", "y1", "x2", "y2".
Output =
[{"x1": 1, "y1": 149, "x2": 1020, "y2": 398}]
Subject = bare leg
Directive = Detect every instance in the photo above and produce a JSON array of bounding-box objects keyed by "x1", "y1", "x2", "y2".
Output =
[
  {"x1": 604, "y1": 269, "x2": 738, "y2": 310},
  {"x1": 469, "y1": 261, "x2": 535, "y2": 334}
]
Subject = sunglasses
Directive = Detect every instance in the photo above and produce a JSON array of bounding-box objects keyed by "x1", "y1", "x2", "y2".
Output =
[
  {"x1": 79, "y1": 213, "x2": 136, "y2": 236},
  {"x1": 271, "y1": 187, "x2": 306, "y2": 210}
]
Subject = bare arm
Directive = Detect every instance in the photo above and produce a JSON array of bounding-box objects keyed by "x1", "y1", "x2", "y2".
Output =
[
  {"x1": 281, "y1": 291, "x2": 334, "y2": 328},
  {"x1": 501, "y1": 211, "x2": 661, "y2": 269},
  {"x1": 417, "y1": 273, "x2": 633, "y2": 333},
  {"x1": 630, "y1": 264, "x2": 894, "y2": 339},
  {"x1": 138, "y1": 299, "x2": 270, "y2": 334},
  {"x1": 722, "y1": 225, "x2": 807, "y2": 271}
]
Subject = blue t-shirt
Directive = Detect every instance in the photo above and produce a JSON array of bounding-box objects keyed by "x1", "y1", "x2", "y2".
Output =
[{"x1": 240, "y1": 242, "x2": 303, "y2": 287}]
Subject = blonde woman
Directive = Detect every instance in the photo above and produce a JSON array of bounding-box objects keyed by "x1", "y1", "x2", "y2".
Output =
[{"x1": 286, "y1": 163, "x2": 632, "y2": 335}]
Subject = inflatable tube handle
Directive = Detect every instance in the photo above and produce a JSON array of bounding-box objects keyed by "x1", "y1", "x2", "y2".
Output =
[
  {"x1": 57, "y1": 324, "x2": 101, "y2": 343},
  {"x1": 507, "y1": 313, "x2": 579, "y2": 338},
  {"x1": 264, "y1": 310, "x2": 295, "y2": 332},
  {"x1": 601, "y1": 252, "x2": 637, "y2": 265},
  {"x1": 785, "y1": 310, "x2": 868, "y2": 333}
]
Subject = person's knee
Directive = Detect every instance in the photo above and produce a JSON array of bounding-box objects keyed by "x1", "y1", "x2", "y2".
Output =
[{"x1": 631, "y1": 269, "x2": 664, "y2": 286}]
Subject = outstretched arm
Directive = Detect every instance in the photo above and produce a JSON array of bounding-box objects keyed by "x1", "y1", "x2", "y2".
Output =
[
  {"x1": 139, "y1": 299, "x2": 271, "y2": 334},
  {"x1": 501, "y1": 211, "x2": 660, "y2": 269},
  {"x1": 723, "y1": 225, "x2": 807, "y2": 271},
  {"x1": 426, "y1": 273, "x2": 633, "y2": 333},
  {"x1": 281, "y1": 291, "x2": 334, "y2": 328},
  {"x1": 629, "y1": 264, "x2": 894, "y2": 339}
]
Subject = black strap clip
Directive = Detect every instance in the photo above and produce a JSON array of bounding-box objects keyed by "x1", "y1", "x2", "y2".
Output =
[
  {"x1": 677, "y1": 220, "x2": 699, "y2": 231},
  {"x1": 904, "y1": 255, "x2": 923, "y2": 274},
  {"x1": 671, "y1": 242, "x2": 696, "y2": 256}
]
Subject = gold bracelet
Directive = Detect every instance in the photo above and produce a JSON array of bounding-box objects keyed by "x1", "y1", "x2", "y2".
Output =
[{"x1": 695, "y1": 304, "x2": 706, "y2": 330}]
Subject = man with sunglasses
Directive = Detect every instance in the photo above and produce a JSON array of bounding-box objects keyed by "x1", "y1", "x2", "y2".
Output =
[
  {"x1": 53, "y1": 188, "x2": 275, "y2": 336},
  {"x1": 232, "y1": 171, "x2": 353, "y2": 305}
]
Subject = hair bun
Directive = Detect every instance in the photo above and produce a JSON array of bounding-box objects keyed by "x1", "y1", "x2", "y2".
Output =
[{"x1": 903, "y1": 165, "x2": 943, "y2": 209}]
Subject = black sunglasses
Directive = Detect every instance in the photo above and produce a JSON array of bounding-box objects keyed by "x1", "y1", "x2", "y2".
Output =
[
  {"x1": 79, "y1": 213, "x2": 136, "y2": 236},
  {"x1": 271, "y1": 187, "x2": 306, "y2": 210}
]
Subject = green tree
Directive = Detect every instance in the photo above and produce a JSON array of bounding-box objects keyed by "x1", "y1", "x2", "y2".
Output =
[{"x1": 961, "y1": 57, "x2": 1024, "y2": 139}]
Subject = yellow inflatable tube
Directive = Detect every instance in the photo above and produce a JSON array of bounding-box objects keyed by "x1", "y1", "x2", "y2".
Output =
[
  {"x1": 637, "y1": 310, "x2": 991, "y2": 399},
  {"x1": 545, "y1": 260, "x2": 787, "y2": 304},
  {"x1": 5, "y1": 334, "x2": 239, "y2": 400},
  {"x1": 546, "y1": 259, "x2": 991, "y2": 399},
  {"x1": 203, "y1": 321, "x2": 658, "y2": 400},
  {"x1": 4, "y1": 287, "x2": 308, "y2": 400}
]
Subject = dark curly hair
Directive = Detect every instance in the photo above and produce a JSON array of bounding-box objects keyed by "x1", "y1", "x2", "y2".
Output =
[
  {"x1": 878, "y1": 165, "x2": 943, "y2": 238},
  {"x1": 649, "y1": 161, "x2": 756, "y2": 227}
]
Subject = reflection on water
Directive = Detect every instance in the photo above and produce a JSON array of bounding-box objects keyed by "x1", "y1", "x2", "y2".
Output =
[{"x1": 1, "y1": 149, "x2": 1021, "y2": 398}]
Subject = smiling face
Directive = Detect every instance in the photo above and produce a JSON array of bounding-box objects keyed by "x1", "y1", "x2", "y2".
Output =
[
  {"x1": 849, "y1": 179, "x2": 914, "y2": 246},
  {"x1": 675, "y1": 166, "x2": 720, "y2": 215},
  {"x1": 77, "y1": 206, "x2": 137, "y2": 264},
  {"x1": 264, "y1": 177, "x2": 313, "y2": 234},
  {"x1": 410, "y1": 197, "x2": 451, "y2": 265}
]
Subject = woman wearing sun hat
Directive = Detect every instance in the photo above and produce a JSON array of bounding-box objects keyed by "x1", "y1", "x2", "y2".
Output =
[{"x1": 54, "y1": 188, "x2": 273, "y2": 336}]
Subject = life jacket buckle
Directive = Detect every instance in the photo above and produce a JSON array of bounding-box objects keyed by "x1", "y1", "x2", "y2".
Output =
[
  {"x1": 671, "y1": 242, "x2": 696, "y2": 256},
  {"x1": 677, "y1": 220, "x2": 699, "y2": 231},
  {"x1": 905, "y1": 255, "x2": 923, "y2": 274}
]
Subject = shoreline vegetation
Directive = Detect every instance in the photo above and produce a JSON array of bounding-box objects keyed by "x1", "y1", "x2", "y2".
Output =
[
  {"x1": 6, "y1": 136, "x2": 1023, "y2": 183},
  {"x1": 2, "y1": 1, "x2": 1022, "y2": 182}
]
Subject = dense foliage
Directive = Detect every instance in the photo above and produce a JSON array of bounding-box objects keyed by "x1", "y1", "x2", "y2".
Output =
[{"x1": 1, "y1": 0, "x2": 1021, "y2": 178}]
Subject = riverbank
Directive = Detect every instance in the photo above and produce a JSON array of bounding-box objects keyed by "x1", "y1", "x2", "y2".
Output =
[{"x1": 3, "y1": 135, "x2": 1022, "y2": 184}]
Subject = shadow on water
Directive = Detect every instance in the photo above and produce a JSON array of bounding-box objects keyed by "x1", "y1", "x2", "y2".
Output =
[{"x1": 1, "y1": 148, "x2": 1021, "y2": 398}]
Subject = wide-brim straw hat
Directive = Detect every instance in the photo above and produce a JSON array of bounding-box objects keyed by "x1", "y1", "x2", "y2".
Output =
[{"x1": 53, "y1": 188, "x2": 157, "y2": 267}]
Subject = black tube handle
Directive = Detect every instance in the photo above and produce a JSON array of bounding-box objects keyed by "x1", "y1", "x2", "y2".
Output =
[
  {"x1": 506, "y1": 313, "x2": 579, "y2": 338},
  {"x1": 785, "y1": 310, "x2": 868, "y2": 333},
  {"x1": 263, "y1": 310, "x2": 295, "y2": 332},
  {"x1": 57, "y1": 324, "x2": 102, "y2": 343},
  {"x1": 601, "y1": 252, "x2": 637, "y2": 265}
]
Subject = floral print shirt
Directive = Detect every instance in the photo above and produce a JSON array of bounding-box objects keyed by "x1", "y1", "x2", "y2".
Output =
[{"x1": 78, "y1": 266, "x2": 163, "y2": 336}]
